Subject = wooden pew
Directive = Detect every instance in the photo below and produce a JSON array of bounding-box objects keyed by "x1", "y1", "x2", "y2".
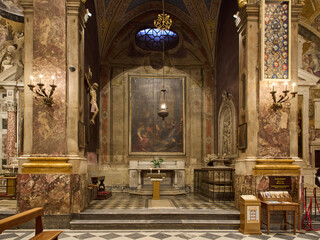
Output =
[{"x1": 0, "y1": 207, "x2": 62, "y2": 240}]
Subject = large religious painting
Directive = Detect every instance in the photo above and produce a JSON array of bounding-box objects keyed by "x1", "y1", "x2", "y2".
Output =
[{"x1": 129, "y1": 76, "x2": 185, "y2": 155}]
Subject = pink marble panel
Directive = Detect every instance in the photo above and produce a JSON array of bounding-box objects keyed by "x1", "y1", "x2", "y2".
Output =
[
  {"x1": 205, "y1": 69, "x2": 212, "y2": 154},
  {"x1": 70, "y1": 174, "x2": 88, "y2": 213},
  {"x1": 255, "y1": 175, "x2": 300, "y2": 202},
  {"x1": 234, "y1": 175, "x2": 255, "y2": 209},
  {"x1": 258, "y1": 81, "x2": 290, "y2": 157},
  {"x1": 87, "y1": 152, "x2": 97, "y2": 166},
  {"x1": 32, "y1": 0, "x2": 66, "y2": 155},
  {"x1": 101, "y1": 68, "x2": 108, "y2": 164},
  {"x1": 17, "y1": 173, "x2": 87, "y2": 214},
  {"x1": 6, "y1": 110, "x2": 16, "y2": 165}
]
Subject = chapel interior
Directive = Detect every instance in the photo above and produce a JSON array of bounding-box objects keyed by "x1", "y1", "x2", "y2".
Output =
[{"x1": 0, "y1": 0, "x2": 318, "y2": 231}]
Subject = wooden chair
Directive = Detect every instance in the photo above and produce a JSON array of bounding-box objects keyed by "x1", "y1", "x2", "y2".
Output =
[{"x1": 0, "y1": 207, "x2": 62, "y2": 240}]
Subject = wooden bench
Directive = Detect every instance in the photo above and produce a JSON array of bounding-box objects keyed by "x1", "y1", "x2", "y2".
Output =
[{"x1": 0, "y1": 207, "x2": 62, "y2": 240}]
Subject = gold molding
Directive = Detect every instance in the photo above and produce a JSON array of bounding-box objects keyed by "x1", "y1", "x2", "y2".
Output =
[
  {"x1": 238, "y1": 0, "x2": 247, "y2": 8},
  {"x1": 253, "y1": 159, "x2": 300, "y2": 176},
  {"x1": 22, "y1": 157, "x2": 72, "y2": 174}
]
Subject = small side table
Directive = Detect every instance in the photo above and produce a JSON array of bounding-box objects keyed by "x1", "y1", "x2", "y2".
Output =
[{"x1": 261, "y1": 201, "x2": 299, "y2": 234}]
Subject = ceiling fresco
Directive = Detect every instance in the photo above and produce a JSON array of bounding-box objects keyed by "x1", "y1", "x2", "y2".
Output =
[{"x1": 127, "y1": 0, "x2": 189, "y2": 14}]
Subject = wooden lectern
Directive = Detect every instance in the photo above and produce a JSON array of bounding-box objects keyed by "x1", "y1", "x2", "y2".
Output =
[{"x1": 146, "y1": 172, "x2": 166, "y2": 200}]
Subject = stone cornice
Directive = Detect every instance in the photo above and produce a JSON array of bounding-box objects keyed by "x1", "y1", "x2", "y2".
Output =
[
  {"x1": 291, "y1": 4, "x2": 304, "y2": 23},
  {"x1": 236, "y1": 4, "x2": 259, "y2": 34},
  {"x1": 20, "y1": 0, "x2": 33, "y2": 15}
]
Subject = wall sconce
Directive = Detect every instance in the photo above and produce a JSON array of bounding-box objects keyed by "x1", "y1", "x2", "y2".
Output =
[
  {"x1": 270, "y1": 82, "x2": 297, "y2": 111},
  {"x1": 27, "y1": 75, "x2": 57, "y2": 107}
]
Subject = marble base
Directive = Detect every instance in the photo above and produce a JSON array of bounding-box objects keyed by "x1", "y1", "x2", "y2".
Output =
[{"x1": 17, "y1": 173, "x2": 88, "y2": 215}]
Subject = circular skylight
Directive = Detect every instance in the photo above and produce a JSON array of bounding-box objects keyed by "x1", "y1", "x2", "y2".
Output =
[{"x1": 136, "y1": 28, "x2": 179, "y2": 51}]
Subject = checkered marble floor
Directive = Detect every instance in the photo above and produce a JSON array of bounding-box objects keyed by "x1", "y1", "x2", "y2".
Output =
[
  {"x1": 87, "y1": 193, "x2": 235, "y2": 210},
  {"x1": 2, "y1": 230, "x2": 320, "y2": 240},
  {"x1": 0, "y1": 199, "x2": 16, "y2": 212}
]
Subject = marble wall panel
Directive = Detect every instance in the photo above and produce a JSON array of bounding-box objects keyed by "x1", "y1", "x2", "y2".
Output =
[
  {"x1": 32, "y1": 0, "x2": 66, "y2": 155},
  {"x1": 205, "y1": 69, "x2": 213, "y2": 155},
  {"x1": 101, "y1": 68, "x2": 109, "y2": 165},
  {"x1": 71, "y1": 173, "x2": 88, "y2": 213},
  {"x1": 258, "y1": 81, "x2": 290, "y2": 157},
  {"x1": 255, "y1": 175, "x2": 300, "y2": 202},
  {"x1": 17, "y1": 174, "x2": 71, "y2": 214},
  {"x1": 17, "y1": 173, "x2": 87, "y2": 215},
  {"x1": 234, "y1": 175, "x2": 255, "y2": 209},
  {"x1": 6, "y1": 110, "x2": 15, "y2": 164}
]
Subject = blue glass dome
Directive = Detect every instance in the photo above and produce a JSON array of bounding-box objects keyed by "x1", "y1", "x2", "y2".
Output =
[{"x1": 136, "y1": 28, "x2": 179, "y2": 51}]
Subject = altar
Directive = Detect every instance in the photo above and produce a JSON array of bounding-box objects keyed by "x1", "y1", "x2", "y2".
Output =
[{"x1": 129, "y1": 160, "x2": 186, "y2": 195}]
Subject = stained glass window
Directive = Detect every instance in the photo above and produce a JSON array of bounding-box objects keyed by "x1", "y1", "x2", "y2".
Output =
[{"x1": 136, "y1": 28, "x2": 179, "y2": 51}]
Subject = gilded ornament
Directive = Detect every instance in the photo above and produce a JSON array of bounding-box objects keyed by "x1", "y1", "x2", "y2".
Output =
[
  {"x1": 206, "y1": 20, "x2": 215, "y2": 39},
  {"x1": 98, "y1": 17, "x2": 109, "y2": 35},
  {"x1": 154, "y1": 13, "x2": 172, "y2": 30},
  {"x1": 238, "y1": 0, "x2": 247, "y2": 8}
]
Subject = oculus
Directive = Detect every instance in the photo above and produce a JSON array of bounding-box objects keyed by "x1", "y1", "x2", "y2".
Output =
[{"x1": 135, "y1": 28, "x2": 179, "y2": 51}]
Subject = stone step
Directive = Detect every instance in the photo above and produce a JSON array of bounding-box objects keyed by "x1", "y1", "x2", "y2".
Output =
[
  {"x1": 70, "y1": 219, "x2": 240, "y2": 230},
  {"x1": 71, "y1": 208, "x2": 240, "y2": 229},
  {"x1": 129, "y1": 190, "x2": 187, "y2": 196},
  {"x1": 76, "y1": 209, "x2": 240, "y2": 221}
]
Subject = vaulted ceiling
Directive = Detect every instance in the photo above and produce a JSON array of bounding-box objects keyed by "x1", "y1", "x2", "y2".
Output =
[{"x1": 94, "y1": 0, "x2": 224, "y2": 66}]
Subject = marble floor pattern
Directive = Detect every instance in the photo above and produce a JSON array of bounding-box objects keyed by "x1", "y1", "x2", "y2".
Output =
[
  {"x1": 87, "y1": 193, "x2": 236, "y2": 210},
  {"x1": 0, "y1": 199, "x2": 16, "y2": 213},
  {"x1": 1, "y1": 230, "x2": 320, "y2": 240}
]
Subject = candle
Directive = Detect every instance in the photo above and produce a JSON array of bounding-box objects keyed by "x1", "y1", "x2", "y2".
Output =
[
  {"x1": 284, "y1": 82, "x2": 287, "y2": 91},
  {"x1": 39, "y1": 74, "x2": 43, "y2": 84},
  {"x1": 51, "y1": 76, "x2": 55, "y2": 85},
  {"x1": 30, "y1": 75, "x2": 34, "y2": 84},
  {"x1": 272, "y1": 82, "x2": 275, "y2": 92},
  {"x1": 292, "y1": 83, "x2": 296, "y2": 92},
  {"x1": 161, "y1": 104, "x2": 166, "y2": 109},
  {"x1": 150, "y1": 168, "x2": 152, "y2": 173}
]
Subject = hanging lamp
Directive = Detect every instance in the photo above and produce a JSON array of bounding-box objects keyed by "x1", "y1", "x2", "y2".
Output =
[{"x1": 155, "y1": 0, "x2": 171, "y2": 120}]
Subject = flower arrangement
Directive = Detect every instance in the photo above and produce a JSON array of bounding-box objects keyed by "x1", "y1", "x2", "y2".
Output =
[{"x1": 151, "y1": 158, "x2": 163, "y2": 168}]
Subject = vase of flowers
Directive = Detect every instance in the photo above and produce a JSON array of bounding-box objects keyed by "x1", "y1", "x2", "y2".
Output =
[{"x1": 151, "y1": 158, "x2": 163, "y2": 168}]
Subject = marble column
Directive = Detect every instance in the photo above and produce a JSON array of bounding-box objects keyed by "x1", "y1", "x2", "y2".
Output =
[
  {"x1": 234, "y1": 1, "x2": 304, "y2": 208},
  {"x1": 6, "y1": 100, "x2": 16, "y2": 166},
  {"x1": 17, "y1": 0, "x2": 88, "y2": 221}
]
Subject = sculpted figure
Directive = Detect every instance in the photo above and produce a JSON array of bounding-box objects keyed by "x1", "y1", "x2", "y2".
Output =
[
  {"x1": 85, "y1": 66, "x2": 99, "y2": 125},
  {"x1": 0, "y1": 31, "x2": 24, "y2": 72}
]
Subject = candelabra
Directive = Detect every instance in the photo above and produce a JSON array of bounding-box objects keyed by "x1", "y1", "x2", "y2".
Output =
[
  {"x1": 270, "y1": 82, "x2": 297, "y2": 111},
  {"x1": 27, "y1": 75, "x2": 57, "y2": 107}
]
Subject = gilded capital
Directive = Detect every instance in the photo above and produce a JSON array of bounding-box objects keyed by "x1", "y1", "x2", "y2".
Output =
[{"x1": 238, "y1": 0, "x2": 247, "y2": 8}]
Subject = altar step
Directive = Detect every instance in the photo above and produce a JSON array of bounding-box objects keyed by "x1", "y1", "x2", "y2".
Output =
[
  {"x1": 70, "y1": 209, "x2": 240, "y2": 230},
  {"x1": 129, "y1": 189, "x2": 187, "y2": 196}
]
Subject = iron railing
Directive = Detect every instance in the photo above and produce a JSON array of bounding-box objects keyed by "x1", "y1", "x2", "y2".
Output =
[{"x1": 194, "y1": 168, "x2": 234, "y2": 202}]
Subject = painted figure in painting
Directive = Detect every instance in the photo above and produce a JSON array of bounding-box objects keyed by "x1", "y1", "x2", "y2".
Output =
[{"x1": 85, "y1": 66, "x2": 99, "y2": 125}]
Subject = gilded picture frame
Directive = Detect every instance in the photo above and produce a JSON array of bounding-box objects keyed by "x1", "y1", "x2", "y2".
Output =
[{"x1": 129, "y1": 75, "x2": 185, "y2": 155}]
